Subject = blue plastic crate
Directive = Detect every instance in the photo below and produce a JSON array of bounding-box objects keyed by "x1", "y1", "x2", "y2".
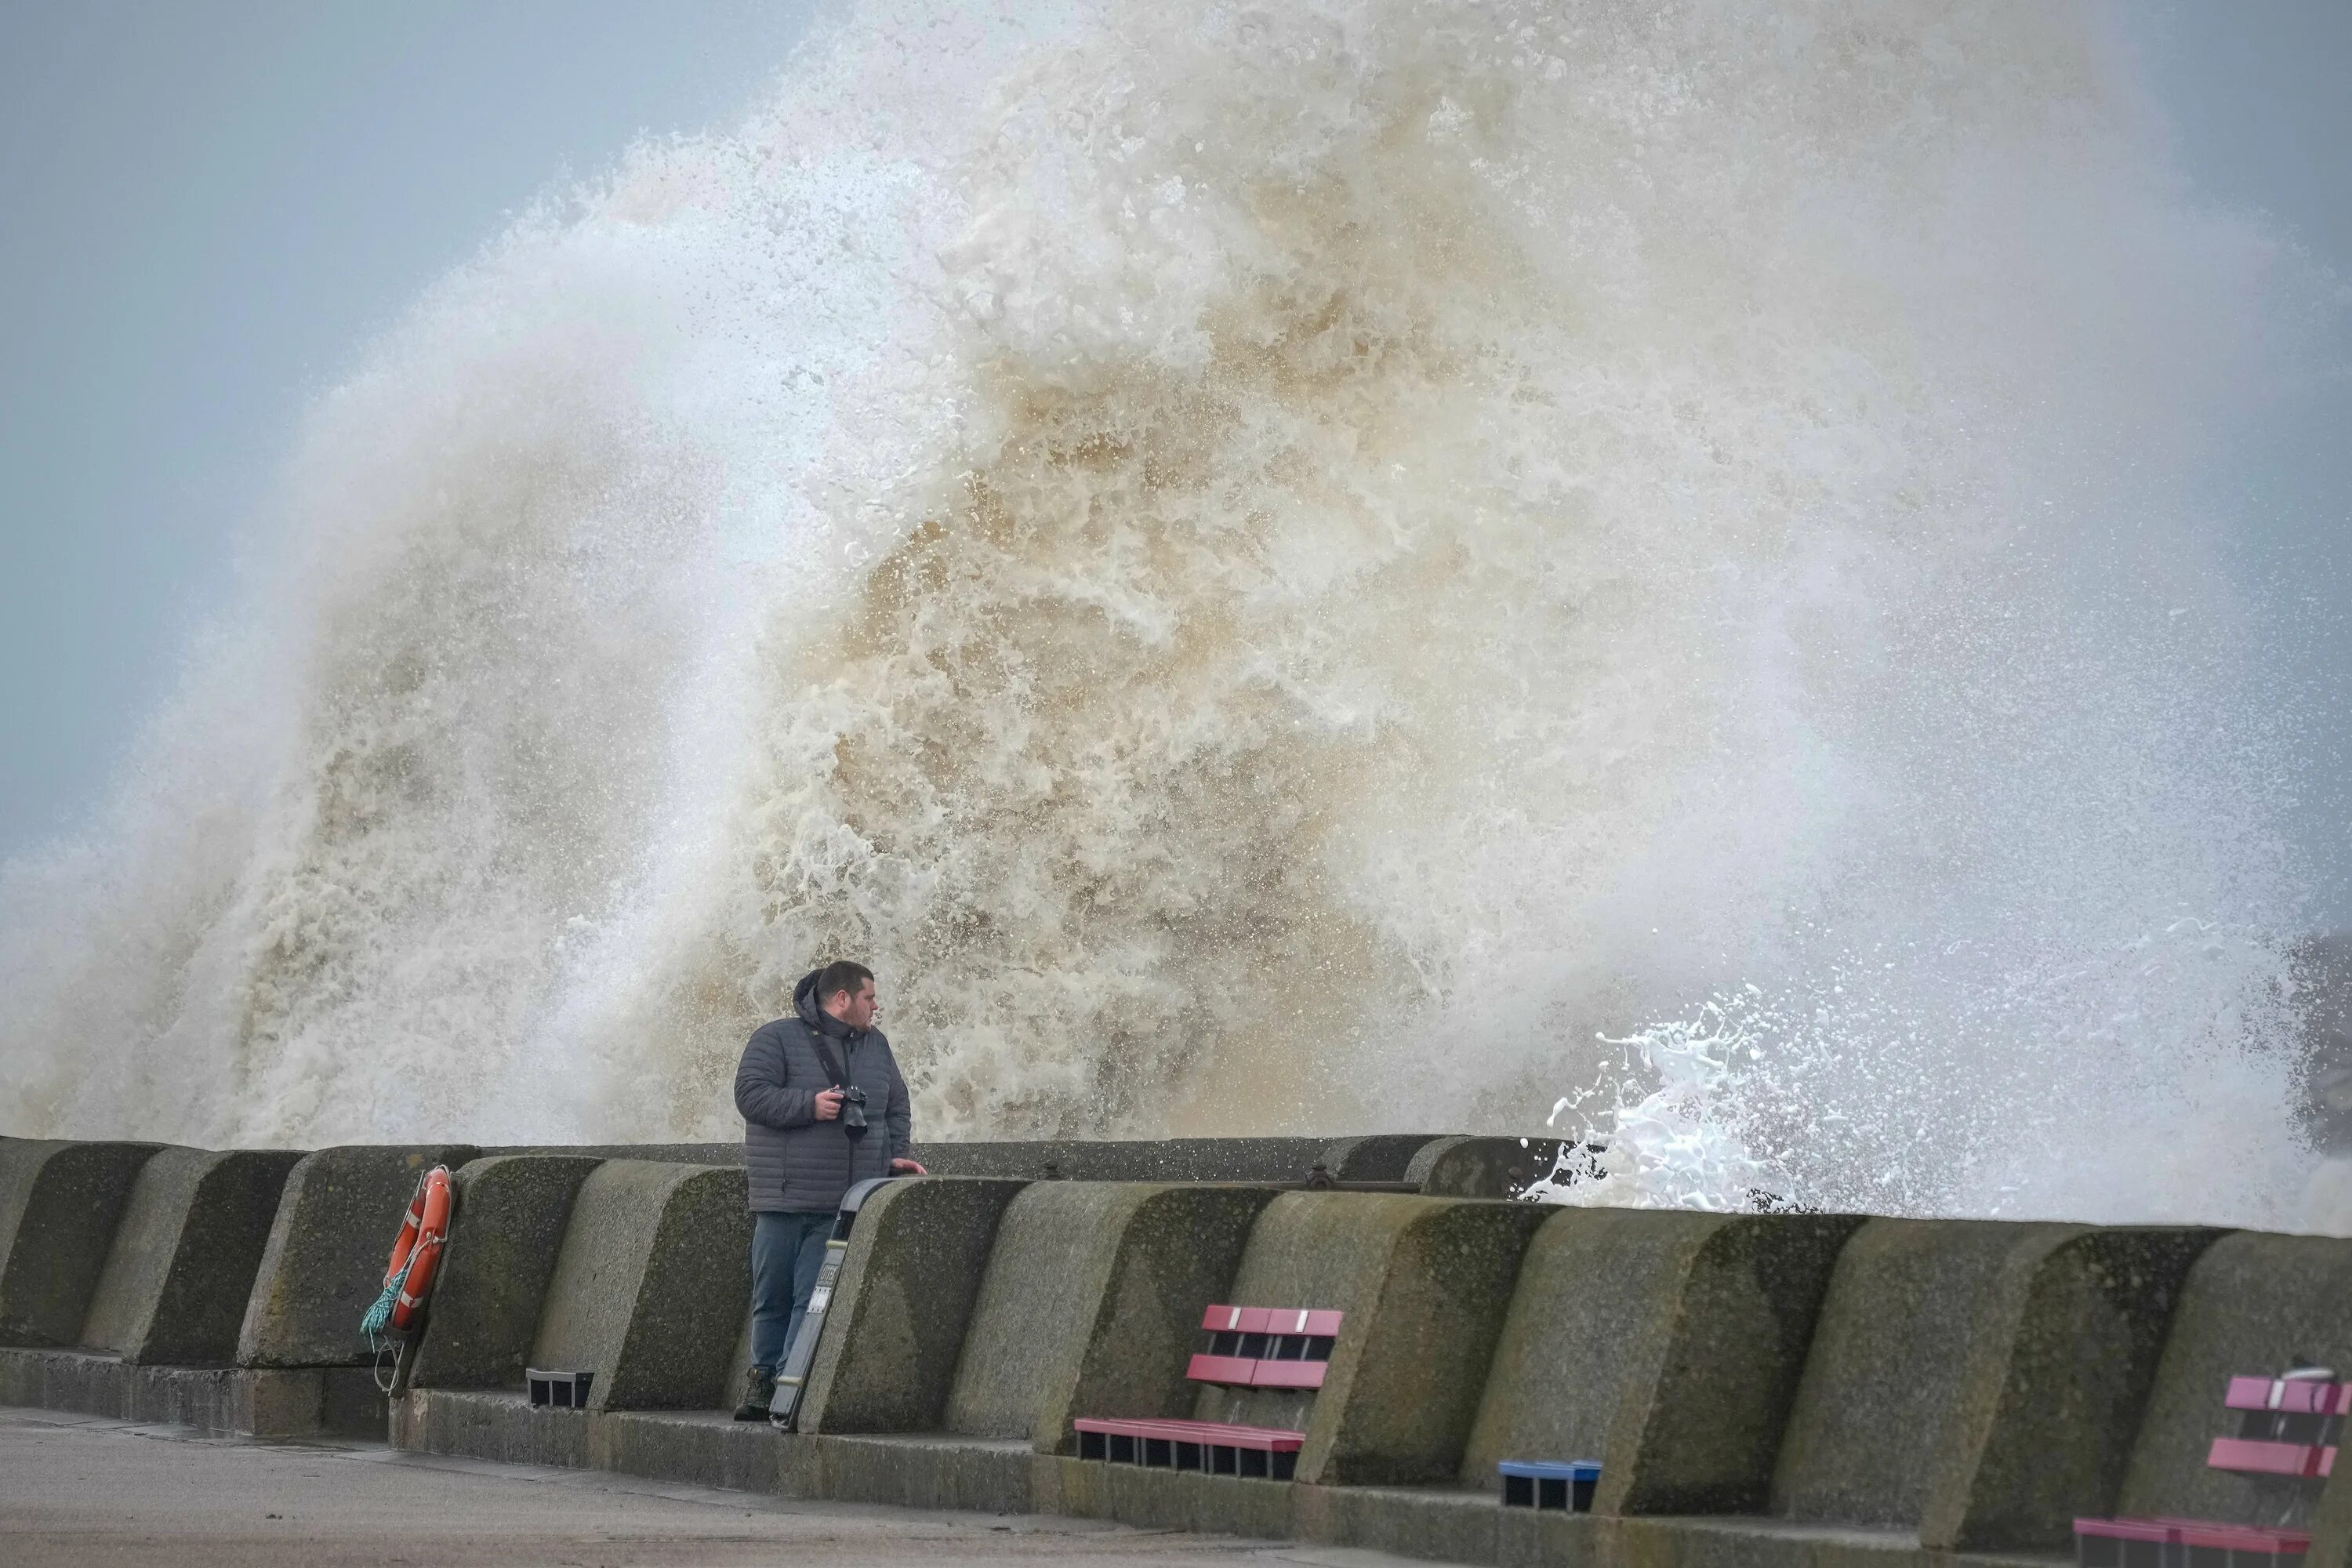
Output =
[{"x1": 1498, "y1": 1458, "x2": 1600, "y2": 1512}]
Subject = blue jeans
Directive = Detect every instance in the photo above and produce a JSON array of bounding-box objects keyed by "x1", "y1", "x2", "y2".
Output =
[{"x1": 750, "y1": 1210, "x2": 834, "y2": 1374}]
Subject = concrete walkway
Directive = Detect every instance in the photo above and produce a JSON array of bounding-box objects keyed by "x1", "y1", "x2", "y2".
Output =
[{"x1": 0, "y1": 1408, "x2": 1428, "y2": 1568}]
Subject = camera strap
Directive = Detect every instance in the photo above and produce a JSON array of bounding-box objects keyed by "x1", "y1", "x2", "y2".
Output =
[{"x1": 807, "y1": 1029, "x2": 850, "y2": 1088}]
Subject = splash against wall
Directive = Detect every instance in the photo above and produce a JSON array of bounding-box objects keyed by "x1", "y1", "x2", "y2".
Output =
[{"x1": 0, "y1": 2, "x2": 2332, "y2": 1227}]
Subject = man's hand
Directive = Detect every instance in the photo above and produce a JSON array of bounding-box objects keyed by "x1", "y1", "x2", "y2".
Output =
[
  {"x1": 814, "y1": 1087, "x2": 843, "y2": 1121},
  {"x1": 890, "y1": 1157, "x2": 928, "y2": 1175}
]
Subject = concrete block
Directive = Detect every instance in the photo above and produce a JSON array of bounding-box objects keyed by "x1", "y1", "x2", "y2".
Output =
[
  {"x1": 0, "y1": 1139, "x2": 165, "y2": 1345},
  {"x1": 2118, "y1": 1231, "x2": 2352, "y2": 1535},
  {"x1": 1770, "y1": 1218, "x2": 2216, "y2": 1552},
  {"x1": 407, "y1": 1155, "x2": 602, "y2": 1389},
  {"x1": 78, "y1": 1147, "x2": 306, "y2": 1365},
  {"x1": 907, "y1": 1139, "x2": 1328, "y2": 1182},
  {"x1": 798, "y1": 1176, "x2": 1027, "y2": 1433},
  {"x1": 1192, "y1": 1192, "x2": 1549, "y2": 1486},
  {"x1": 1406, "y1": 1136, "x2": 1575, "y2": 1199},
  {"x1": 477, "y1": 1143, "x2": 740, "y2": 1163},
  {"x1": 392, "y1": 1386, "x2": 593, "y2": 1468},
  {"x1": 1317, "y1": 1135, "x2": 1456, "y2": 1181},
  {"x1": 528, "y1": 1160, "x2": 750, "y2": 1411},
  {"x1": 601, "y1": 1410, "x2": 785, "y2": 1495},
  {"x1": 1461, "y1": 1207, "x2": 1864, "y2": 1515},
  {"x1": 812, "y1": 1433, "x2": 1034, "y2": 1513},
  {"x1": 236, "y1": 1143, "x2": 479, "y2": 1367},
  {"x1": 941, "y1": 1180, "x2": 1277, "y2": 1448},
  {"x1": 1034, "y1": 1453, "x2": 1294, "y2": 1537},
  {"x1": 0, "y1": 1344, "x2": 386, "y2": 1437},
  {"x1": 1291, "y1": 1483, "x2": 1504, "y2": 1564}
]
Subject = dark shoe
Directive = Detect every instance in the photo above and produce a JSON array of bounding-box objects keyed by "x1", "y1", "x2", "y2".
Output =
[{"x1": 732, "y1": 1366, "x2": 775, "y2": 1421}]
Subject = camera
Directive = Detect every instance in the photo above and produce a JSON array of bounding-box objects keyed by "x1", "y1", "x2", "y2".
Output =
[{"x1": 840, "y1": 1083, "x2": 869, "y2": 1137}]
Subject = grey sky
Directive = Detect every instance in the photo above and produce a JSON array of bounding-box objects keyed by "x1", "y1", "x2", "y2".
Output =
[
  {"x1": 1, "y1": 0, "x2": 816, "y2": 848},
  {"x1": 0, "y1": 2, "x2": 2346, "y2": 913}
]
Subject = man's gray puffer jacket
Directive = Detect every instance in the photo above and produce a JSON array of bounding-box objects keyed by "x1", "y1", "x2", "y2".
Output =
[{"x1": 734, "y1": 968, "x2": 913, "y2": 1213}]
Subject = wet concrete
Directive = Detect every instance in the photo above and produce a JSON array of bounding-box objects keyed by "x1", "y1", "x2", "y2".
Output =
[{"x1": 0, "y1": 1406, "x2": 1431, "y2": 1568}]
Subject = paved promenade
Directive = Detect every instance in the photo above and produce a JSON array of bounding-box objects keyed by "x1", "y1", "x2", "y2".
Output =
[{"x1": 0, "y1": 1407, "x2": 1421, "y2": 1568}]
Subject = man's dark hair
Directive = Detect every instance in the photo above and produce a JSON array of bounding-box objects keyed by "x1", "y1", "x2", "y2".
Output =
[{"x1": 815, "y1": 960, "x2": 875, "y2": 1007}]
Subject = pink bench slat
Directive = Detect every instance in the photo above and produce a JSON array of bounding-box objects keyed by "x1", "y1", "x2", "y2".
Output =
[
  {"x1": 2224, "y1": 1376, "x2": 2352, "y2": 1416},
  {"x1": 1073, "y1": 1416, "x2": 1305, "y2": 1452},
  {"x1": 1197, "y1": 1305, "x2": 1343, "y2": 1337},
  {"x1": 2207, "y1": 1436, "x2": 2335, "y2": 1477},
  {"x1": 1250, "y1": 1359, "x2": 1329, "y2": 1390},
  {"x1": 2078, "y1": 1518, "x2": 2310, "y2": 1551},
  {"x1": 1186, "y1": 1353, "x2": 1258, "y2": 1385}
]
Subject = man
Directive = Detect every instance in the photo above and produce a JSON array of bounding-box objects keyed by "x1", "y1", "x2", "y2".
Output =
[{"x1": 731, "y1": 959, "x2": 926, "y2": 1421}]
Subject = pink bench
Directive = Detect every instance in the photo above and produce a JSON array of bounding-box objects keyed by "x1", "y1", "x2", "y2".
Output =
[
  {"x1": 1072, "y1": 1305, "x2": 1343, "y2": 1481},
  {"x1": 2206, "y1": 1375, "x2": 2348, "y2": 1478},
  {"x1": 2074, "y1": 1516, "x2": 2307, "y2": 1567},
  {"x1": 2075, "y1": 1369, "x2": 2343, "y2": 1567}
]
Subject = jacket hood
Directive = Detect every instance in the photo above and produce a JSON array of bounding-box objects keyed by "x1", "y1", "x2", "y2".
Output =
[
  {"x1": 793, "y1": 968, "x2": 857, "y2": 1036},
  {"x1": 793, "y1": 969, "x2": 825, "y2": 1030}
]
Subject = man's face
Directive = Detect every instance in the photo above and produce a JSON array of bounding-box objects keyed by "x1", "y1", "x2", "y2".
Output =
[{"x1": 829, "y1": 979, "x2": 878, "y2": 1030}]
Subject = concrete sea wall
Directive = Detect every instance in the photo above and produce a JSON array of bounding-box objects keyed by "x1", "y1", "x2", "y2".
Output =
[{"x1": 7, "y1": 1133, "x2": 2352, "y2": 1567}]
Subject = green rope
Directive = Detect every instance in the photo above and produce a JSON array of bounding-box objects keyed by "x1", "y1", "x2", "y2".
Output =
[{"x1": 361, "y1": 1248, "x2": 417, "y2": 1347}]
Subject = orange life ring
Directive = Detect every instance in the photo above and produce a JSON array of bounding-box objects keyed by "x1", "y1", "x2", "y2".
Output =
[{"x1": 380, "y1": 1166, "x2": 453, "y2": 1334}]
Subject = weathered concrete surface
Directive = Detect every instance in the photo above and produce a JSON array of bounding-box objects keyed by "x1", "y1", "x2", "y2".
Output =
[
  {"x1": 942, "y1": 1181, "x2": 1278, "y2": 1449},
  {"x1": 78, "y1": 1148, "x2": 306, "y2": 1365},
  {"x1": 237, "y1": 1144, "x2": 481, "y2": 1368},
  {"x1": 0, "y1": 1140, "x2": 165, "y2": 1346},
  {"x1": 1193, "y1": 1192, "x2": 1550, "y2": 1486},
  {"x1": 480, "y1": 1144, "x2": 742, "y2": 1164},
  {"x1": 800, "y1": 1178, "x2": 1027, "y2": 1433},
  {"x1": 906, "y1": 1141, "x2": 1327, "y2": 1183},
  {"x1": 1404, "y1": 1137, "x2": 1574, "y2": 1200},
  {"x1": 13, "y1": 1407, "x2": 1374, "y2": 1568},
  {"x1": 2117, "y1": 1231, "x2": 2352, "y2": 1536},
  {"x1": 408, "y1": 1155, "x2": 602, "y2": 1389},
  {"x1": 1461, "y1": 1207, "x2": 1864, "y2": 1515},
  {"x1": 388, "y1": 1392, "x2": 2048, "y2": 1567},
  {"x1": 529, "y1": 1161, "x2": 750, "y2": 1411},
  {"x1": 1317, "y1": 1136, "x2": 1454, "y2": 1182},
  {"x1": 1, "y1": 1345, "x2": 387, "y2": 1436},
  {"x1": 1770, "y1": 1218, "x2": 2217, "y2": 1552}
]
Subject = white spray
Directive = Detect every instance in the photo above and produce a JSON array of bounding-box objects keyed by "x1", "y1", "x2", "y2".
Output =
[{"x1": 0, "y1": 1, "x2": 2333, "y2": 1228}]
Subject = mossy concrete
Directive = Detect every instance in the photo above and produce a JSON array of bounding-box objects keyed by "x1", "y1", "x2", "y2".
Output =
[
  {"x1": 407, "y1": 1154, "x2": 602, "y2": 1389},
  {"x1": 0, "y1": 1138, "x2": 166, "y2": 1346},
  {"x1": 235, "y1": 1143, "x2": 479, "y2": 1367},
  {"x1": 941, "y1": 1180, "x2": 1278, "y2": 1448},
  {"x1": 528, "y1": 1160, "x2": 750, "y2": 1411},
  {"x1": 1, "y1": 1344, "x2": 387, "y2": 1436},
  {"x1": 1191, "y1": 1192, "x2": 1550, "y2": 1486},
  {"x1": 1770, "y1": 1218, "x2": 2217, "y2": 1552},
  {"x1": 797, "y1": 1177, "x2": 1027, "y2": 1433},
  {"x1": 1461, "y1": 1207, "x2": 1864, "y2": 1515},
  {"x1": 2117, "y1": 1231, "x2": 2352, "y2": 1537},
  {"x1": 78, "y1": 1147, "x2": 306, "y2": 1365}
]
